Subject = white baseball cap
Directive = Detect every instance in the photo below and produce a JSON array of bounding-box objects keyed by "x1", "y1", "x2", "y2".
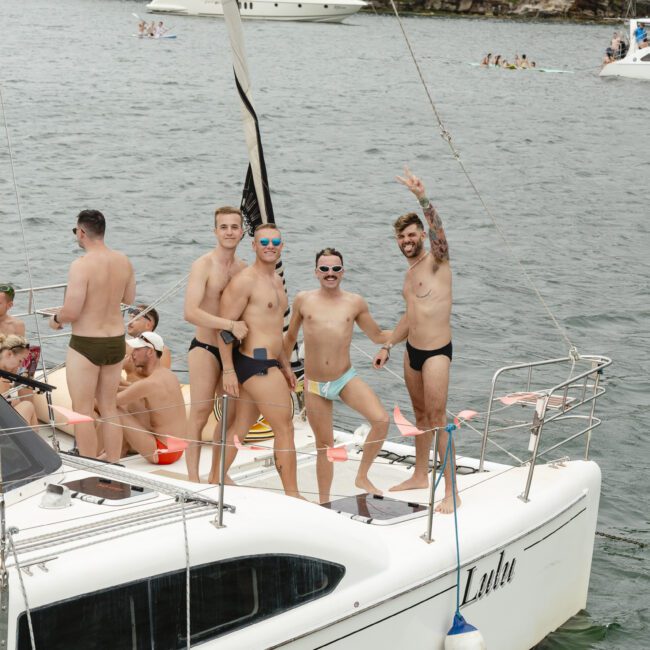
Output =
[{"x1": 127, "y1": 331, "x2": 164, "y2": 352}]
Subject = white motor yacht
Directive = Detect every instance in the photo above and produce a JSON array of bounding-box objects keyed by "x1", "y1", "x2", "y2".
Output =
[
  {"x1": 600, "y1": 18, "x2": 650, "y2": 80},
  {"x1": 1, "y1": 352, "x2": 611, "y2": 649},
  {"x1": 145, "y1": 0, "x2": 368, "y2": 23}
]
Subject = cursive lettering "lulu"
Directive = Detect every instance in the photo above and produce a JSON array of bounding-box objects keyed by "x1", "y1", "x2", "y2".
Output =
[{"x1": 460, "y1": 550, "x2": 516, "y2": 607}]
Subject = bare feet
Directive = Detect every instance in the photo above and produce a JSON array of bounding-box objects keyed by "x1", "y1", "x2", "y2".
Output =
[
  {"x1": 207, "y1": 472, "x2": 236, "y2": 486},
  {"x1": 389, "y1": 475, "x2": 429, "y2": 492},
  {"x1": 355, "y1": 475, "x2": 383, "y2": 496},
  {"x1": 435, "y1": 493, "x2": 461, "y2": 514},
  {"x1": 286, "y1": 491, "x2": 307, "y2": 500}
]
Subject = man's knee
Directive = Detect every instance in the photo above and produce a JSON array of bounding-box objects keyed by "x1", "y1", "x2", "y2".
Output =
[{"x1": 424, "y1": 406, "x2": 447, "y2": 425}]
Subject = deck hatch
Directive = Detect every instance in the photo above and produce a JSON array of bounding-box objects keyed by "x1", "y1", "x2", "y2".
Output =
[
  {"x1": 63, "y1": 476, "x2": 157, "y2": 505},
  {"x1": 321, "y1": 493, "x2": 427, "y2": 524}
]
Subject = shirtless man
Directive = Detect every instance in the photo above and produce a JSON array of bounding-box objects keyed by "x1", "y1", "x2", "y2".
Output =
[
  {"x1": 49, "y1": 209, "x2": 136, "y2": 462},
  {"x1": 373, "y1": 169, "x2": 460, "y2": 513},
  {"x1": 284, "y1": 248, "x2": 391, "y2": 503},
  {"x1": 183, "y1": 206, "x2": 248, "y2": 482},
  {"x1": 0, "y1": 284, "x2": 25, "y2": 337},
  {"x1": 216, "y1": 224, "x2": 300, "y2": 498},
  {"x1": 117, "y1": 332, "x2": 186, "y2": 465},
  {"x1": 123, "y1": 304, "x2": 171, "y2": 383}
]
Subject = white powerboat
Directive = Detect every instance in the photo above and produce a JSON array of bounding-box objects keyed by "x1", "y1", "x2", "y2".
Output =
[
  {"x1": 146, "y1": 0, "x2": 367, "y2": 23},
  {"x1": 1, "y1": 351, "x2": 611, "y2": 648},
  {"x1": 600, "y1": 18, "x2": 650, "y2": 80}
]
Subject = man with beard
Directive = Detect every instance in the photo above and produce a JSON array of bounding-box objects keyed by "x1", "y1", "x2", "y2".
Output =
[
  {"x1": 284, "y1": 247, "x2": 391, "y2": 503},
  {"x1": 215, "y1": 224, "x2": 301, "y2": 498},
  {"x1": 49, "y1": 209, "x2": 136, "y2": 462},
  {"x1": 184, "y1": 206, "x2": 248, "y2": 482},
  {"x1": 373, "y1": 168, "x2": 459, "y2": 514}
]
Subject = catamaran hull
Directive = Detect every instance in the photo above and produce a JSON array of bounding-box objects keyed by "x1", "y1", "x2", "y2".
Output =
[{"x1": 146, "y1": 0, "x2": 367, "y2": 22}]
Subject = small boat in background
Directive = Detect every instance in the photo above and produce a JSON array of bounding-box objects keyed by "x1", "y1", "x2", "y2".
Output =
[
  {"x1": 600, "y1": 18, "x2": 650, "y2": 80},
  {"x1": 146, "y1": 0, "x2": 367, "y2": 23}
]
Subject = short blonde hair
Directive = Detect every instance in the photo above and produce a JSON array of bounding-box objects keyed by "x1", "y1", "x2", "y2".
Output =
[{"x1": 0, "y1": 334, "x2": 29, "y2": 351}]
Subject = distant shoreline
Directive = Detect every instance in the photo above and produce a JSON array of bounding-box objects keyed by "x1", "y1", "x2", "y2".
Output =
[{"x1": 363, "y1": 0, "x2": 649, "y2": 23}]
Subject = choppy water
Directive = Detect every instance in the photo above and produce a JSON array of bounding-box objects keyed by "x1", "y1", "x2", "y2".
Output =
[{"x1": 1, "y1": 1, "x2": 649, "y2": 647}]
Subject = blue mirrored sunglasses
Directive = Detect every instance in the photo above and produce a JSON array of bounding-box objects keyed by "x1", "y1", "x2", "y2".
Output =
[{"x1": 259, "y1": 237, "x2": 282, "y2": 247}]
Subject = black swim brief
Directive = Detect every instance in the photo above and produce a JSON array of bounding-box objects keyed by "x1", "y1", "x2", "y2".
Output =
[
  {"x1": 406, "y1": 340, "x2": 453, "y2": 372},
  {"x1": 69, "y1": 334, "x2": 126, "y2": 366},
  {"x1": 188, "y1": 338, "x2": 222, "y2": 367},
  {"x1": 233, "y1": 348, "x2": 281, "y2": 384}
]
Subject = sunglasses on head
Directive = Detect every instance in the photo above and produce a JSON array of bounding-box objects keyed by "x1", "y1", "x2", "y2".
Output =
[
  {"x1": 127, "y1": 307, "x2": 152, "y2": 320},
  {"x1": 258, "y1": 237, "x2": 282, "y2": 247},
  {"x1": 0, "y1": 284, "x2": 15, "y2": 299},
  {"x1": 317, "y1": 265, "x2": 344, "y2": 273},
  {"x1": 7, "y1": 343, "x2": 29, "y2": 351}
]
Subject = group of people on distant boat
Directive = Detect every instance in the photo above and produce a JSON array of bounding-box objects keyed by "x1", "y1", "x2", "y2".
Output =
[
  {"x1": 480, "y1": 53, "x2": 536, "y2": 69},
  {"x1": 602, "y1": 31, "x2": 629, "y2": 65},
  {"x1": 137, "y1": 20, "x2": 167, "y2": 38},
  {"x1": 1, "y1": 168, "x2": 460, "y2": 512}
]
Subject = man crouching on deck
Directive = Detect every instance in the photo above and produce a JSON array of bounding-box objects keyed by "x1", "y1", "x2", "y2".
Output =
[
  {"x1": 284, "y1": 248, "x2": 391, "y2": 503},
  {"x1": 373, "y1": 168, "x2": 460, "y2": 514},
  {"x1": 213, "y1": 224, "x2": 301, "y2": 498},
  {"x1": 50, "y1": 209, "x2": 136, "y2": 462}
]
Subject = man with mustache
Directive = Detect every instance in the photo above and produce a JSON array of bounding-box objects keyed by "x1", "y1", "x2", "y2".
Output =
[
  {"x1": 284, "y1": 247, "x2": 391, "y2": 503},
  {"x1": 373, "y1": 168, "x2": 459, "y2": 514}
]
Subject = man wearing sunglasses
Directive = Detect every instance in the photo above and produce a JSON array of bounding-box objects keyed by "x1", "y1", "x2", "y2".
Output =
[
  {"x1": 0, "y1": 284, "x2": 25, "y2": 338},
  {"x1": 49, "y1": 209, "x2": 136, "y2": 463},
  {"x1": 284, "y1": 248, "x2": 392, "y2": 503},
  {"x1": 183, "y1": 206, "x2": 248, "y2": 483},
  {"x1": 373, "y1": 168, "x2": 460, "y2": 514},
  {"x1": 215, "y1": 223, "x2": 301, "y2": 498},
  {"x1": 123, "y1": 304, "x2": 172, "y2": 383}
]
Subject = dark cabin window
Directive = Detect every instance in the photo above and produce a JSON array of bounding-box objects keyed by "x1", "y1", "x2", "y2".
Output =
[{"x1": 18, "y1": 555, "x2": 344, "y2": 649}]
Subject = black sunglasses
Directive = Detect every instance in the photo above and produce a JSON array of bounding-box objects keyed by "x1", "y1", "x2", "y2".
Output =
[
  {"x1": 127, "y1": 307, "x2": 152, "y2": 321},
  {"x1": 0, "y1": 284, "x2": 15, "y2": 299},
  {"x1": 317, "y1": 265, "x2": 344, "y2": 273},
  {"x1": 72, "y1": 226, "x2": 86, "y2": 235}
]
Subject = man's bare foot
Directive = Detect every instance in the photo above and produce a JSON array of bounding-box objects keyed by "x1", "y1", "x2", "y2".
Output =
[
  {"x1": 355, "y1": 475, "x2": 383, "y2": 496},
  {"x1": 435, "y1": 493, "x2": 461, "y2": 514},
  {"x1": 286, "y1": 491, "x2": 307, "y2": 500},
  {"x1": 389, "y1": 476, "x2": 429, "y2": 492},
  {"x1": 188, "y1": 473, "x2": 201, "y2": 484},
  {"x1": 207, "y1": 472, "x2": 236, "y2": 486}
]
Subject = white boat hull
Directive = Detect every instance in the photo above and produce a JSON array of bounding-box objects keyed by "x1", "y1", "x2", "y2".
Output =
[
  {"x1": 146, "y1": 0, "x2": 367, "y2": 22},
  {"x1": 600, "y1": 59, "x2": 650, "y2": 79}
]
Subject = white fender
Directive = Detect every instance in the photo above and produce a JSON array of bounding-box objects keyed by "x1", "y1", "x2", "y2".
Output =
[{"x1": 444, "y1": 613, "x2": 487, "y2": 650}]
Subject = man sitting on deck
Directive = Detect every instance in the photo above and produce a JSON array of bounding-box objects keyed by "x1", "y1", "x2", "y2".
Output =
[
  {"x1": 117, "y1": 332, "x2": 187, "y2": 465},
  {"x1": 123, "y1": 304, "x2": 172, "y2": 383},
  {"x1": 0, "y1": 284, "x2": 25, "y2": 338},
  {"x1": 284, "y1": 247, "x2": 391, "y2": 503}
]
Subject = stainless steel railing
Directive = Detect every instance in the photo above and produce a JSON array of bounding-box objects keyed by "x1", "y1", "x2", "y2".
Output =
[{"x1": 477, "y1": 354, "x2": 612, "y2": 502}]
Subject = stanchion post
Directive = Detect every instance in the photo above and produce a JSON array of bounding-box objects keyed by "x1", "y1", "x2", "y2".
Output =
[
  {"x1": 421, "y1": 428, "x2": 439, "y2": 544},
  {"x1": 215, "y1": 394, "x2": 229, "y2": 529}
]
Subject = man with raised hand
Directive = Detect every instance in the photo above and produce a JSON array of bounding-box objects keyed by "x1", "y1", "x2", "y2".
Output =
[
  {"x1": 183, "y1": 206, "x2": 248, "y2": 482},
  {"x1": 284, "y1": 247, "x2": 391, "y2": 503},
  {"x1": 373, "y1": 168, "x2": 460, "y2": 514},
  {"x1": 49, "y1": 209, "x2": 136, "y2": 462},
  {"x1": 215, "y1": 223, "x2": 301, "y2": 498}
]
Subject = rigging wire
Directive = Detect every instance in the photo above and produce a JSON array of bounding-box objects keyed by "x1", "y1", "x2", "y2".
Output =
[{"x1": 387, "y1": 0, "x2": 576, "y2": 355}]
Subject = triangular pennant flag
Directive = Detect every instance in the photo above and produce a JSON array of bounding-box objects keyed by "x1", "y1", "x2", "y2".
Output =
[
  {"x1": 498, "y1": 392, "x2": 538, "y2": 406},
  {"x1": 51, "y1": 405, "x2": 94, "y2": 424},
  {"x1": 454, "y1": 409, "x2": 479, "y2": 426},
  {"x1": 326, "y1": 446, "x2": 348, "y2": 462},
  {"x1": 393, "y1": 405, "x2": 423, "y2": 436}
]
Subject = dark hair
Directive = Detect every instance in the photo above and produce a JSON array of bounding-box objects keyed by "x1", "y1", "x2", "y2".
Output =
[
  {"x1": 315, "y1": 247, "x2": 343, "y2": 267},
  {"x1": 155, "y1": 349, "x2": 163, "y2": 359},
  {"x1": 137, "y1": 304, "x2": 159, "y2": 330},
  {"x1": 253, "y1": 223, "x2": 280, "y2": 236},
  {"x1": 77, "y1": 209, "x2": 106, "y2": 238},
  {"x1": 393, "y1": 212, "x2": 424, "y2": 234},
  {"x1": 214, "y1": 206, "x2": 243, "y2": 227},
  {"x1": 0, "y1": 283, "x2": 15, "y2": 300}
]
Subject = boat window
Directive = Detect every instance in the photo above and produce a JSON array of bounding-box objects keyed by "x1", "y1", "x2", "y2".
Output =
[
  {"x1": 18, "y1": 555, "x2": 344, "y2": 649},
  {"x1": 0, "y1": 396, "x2": 61, "y2": 492},
  {"x1": 643, "y1": 53, "x2": 650, "y2": 61},
  {"x1": 17, "y1": 581, "x2": 150, "y2": 650}
]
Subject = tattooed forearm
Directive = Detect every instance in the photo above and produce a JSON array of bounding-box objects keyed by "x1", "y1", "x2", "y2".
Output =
[{"x1": 423, "y1": 203, "x2": 449, "y2": 262}]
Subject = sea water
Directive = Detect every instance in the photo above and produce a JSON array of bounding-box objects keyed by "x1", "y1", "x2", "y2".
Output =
[{"x1": 1, "y1": 1, "x2": 648, "y2": 647}]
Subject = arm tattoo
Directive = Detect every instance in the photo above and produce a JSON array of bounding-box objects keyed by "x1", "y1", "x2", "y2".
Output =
[{"x1": 423, "y1": 203, "x2": 449, "y2": 262}]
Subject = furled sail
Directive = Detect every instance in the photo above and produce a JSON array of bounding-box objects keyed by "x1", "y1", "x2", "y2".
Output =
[{"x1": 221, "y1": 0, "x2": 302, "y2": 376}]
